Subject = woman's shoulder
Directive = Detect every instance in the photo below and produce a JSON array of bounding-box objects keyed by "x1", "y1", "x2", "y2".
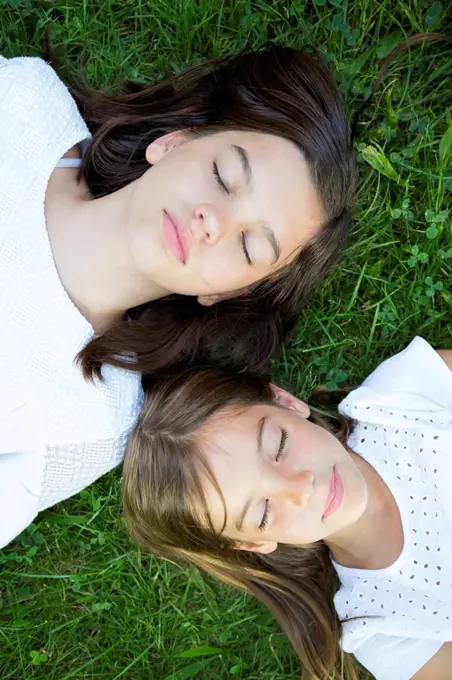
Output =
[
  {"x1": 0, "y1": 54, "x2": 89, "y2": 166},
  {"x1": 1, "y1": 54, "x2": 53, "y2": 76},
  {"x1": 0, "y1": 54, "x2": 71, "y2": 95},
  {"x1": 0, "y1": 54, "x2": 66, "y2": 103}
]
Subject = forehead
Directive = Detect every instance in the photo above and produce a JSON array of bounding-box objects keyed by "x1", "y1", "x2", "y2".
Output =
[
  {"x1": 206, "y1": 130, "x2": 313, "y2": 190},
  {"x1": 197, "y1": 403, "x2": 270, "y2": 531},
  {"x1": 201, "y1": 401, "x2": 264, "y2": 444}
]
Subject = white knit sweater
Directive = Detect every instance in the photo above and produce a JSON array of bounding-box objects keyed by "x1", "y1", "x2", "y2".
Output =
[{"x1": 0, "y1": 56, "x2": 143, "y2": 548}]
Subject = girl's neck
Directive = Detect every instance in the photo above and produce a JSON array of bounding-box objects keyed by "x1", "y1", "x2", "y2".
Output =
[
  {"x1": 325, "y1": 452, "x2": 404, "y2": 571},
  {"x1": 45, "y1": 166, "x2": 169, "y2": 333}
]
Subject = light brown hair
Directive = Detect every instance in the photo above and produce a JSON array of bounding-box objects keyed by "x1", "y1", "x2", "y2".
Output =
[{"x1": 122, "y1": 369, "x2": 363, "y2": 680}]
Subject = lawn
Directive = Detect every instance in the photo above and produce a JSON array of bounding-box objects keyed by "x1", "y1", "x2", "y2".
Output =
[{"x1": 0, "y1": 1, "x2": 451, "y2": 679}]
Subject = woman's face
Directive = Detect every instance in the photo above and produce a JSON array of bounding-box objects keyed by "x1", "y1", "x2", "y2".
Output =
[
  {"x1": 126, "y1": 130, "x2": 325, "y2": 302},
  {"x1": 195, "y1": 390, "x2": 368, "y2": 553}
]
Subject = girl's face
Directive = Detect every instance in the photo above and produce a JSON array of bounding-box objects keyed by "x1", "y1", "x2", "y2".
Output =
[
  {"x1": 126, "y1": 130, "x2": 325, "y2": 303},
  {"x1": 196, "y1": 390, "x2": 368, "y2": 553}
]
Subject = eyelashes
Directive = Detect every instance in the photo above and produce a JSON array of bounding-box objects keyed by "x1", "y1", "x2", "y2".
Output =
[
  {"x1": 212, "y1": 162, "x2": 252, "y2": 266},
  {"x1": 276, "y1": 427, "x2": 288, "y2": 462},
  {"x1": 259, "y1": 500, "x2": 269, "y2": 531},
  {"x1": 212, "y1": 161, "x2": 229, "y2": 194},
  {"x1": 241, "y1": 232, "x2": 252, "y2": 265},
  {"x1": 259, "y1": 427, "x2": 288, "y2": 531}
]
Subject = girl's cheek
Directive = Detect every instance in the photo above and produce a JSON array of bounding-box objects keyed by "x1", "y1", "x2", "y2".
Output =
[{"x1": 275, "y1": 505, "x2": 292, "y2": 537}]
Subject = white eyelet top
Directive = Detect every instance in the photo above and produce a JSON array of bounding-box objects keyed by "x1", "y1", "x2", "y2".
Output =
[
  {"x1": 334, "y1": 337, "x2": 452, "y2": 680},
  {"x1": 0, "y1": 56, "x2": 143, "y2": 548}
]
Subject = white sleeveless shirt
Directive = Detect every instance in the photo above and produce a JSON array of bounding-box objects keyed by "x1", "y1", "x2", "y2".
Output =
[
  {"x1": 0, "y1": 56, "x2": 143, "y2": 548},
  {"x1": 335, "y1": 337, "x2": 452, "y2": 679}
]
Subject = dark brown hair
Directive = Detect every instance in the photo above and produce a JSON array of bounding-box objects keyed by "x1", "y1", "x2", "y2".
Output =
[
  {"x1": 67, "y1": 45, "x2": 354, "y2": 380},
  {"x1": 122, "y1": 369, "x2": 361, "y2": 680},
  {"x1": 45, "y1": 33, "x2": 451, "y2": 381}
]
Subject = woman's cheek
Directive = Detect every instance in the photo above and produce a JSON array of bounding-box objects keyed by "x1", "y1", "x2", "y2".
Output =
[{"x1": 200, "y1": 254, "x2": 242, "y2": 290}]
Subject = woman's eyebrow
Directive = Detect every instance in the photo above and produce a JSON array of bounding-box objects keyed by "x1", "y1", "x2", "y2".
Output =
[
  {"x1": 260, "y1": 221, "x2": 281, "y2": 264},
  {"x1": 229, "y1": 144, "x2": 252, "y2": 185},
  {"x1": 228, "y1": 145, "x2": 281, "y2": 264}
]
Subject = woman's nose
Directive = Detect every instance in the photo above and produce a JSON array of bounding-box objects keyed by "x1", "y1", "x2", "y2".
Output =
[
  {"x1": 191, "y1": 203, "x2": 227, "y2": 244},
  {"x1": 283, "y1": 471, "x2": 314, "y2": 508}
]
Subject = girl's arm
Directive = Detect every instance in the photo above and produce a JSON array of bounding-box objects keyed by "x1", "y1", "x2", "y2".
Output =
[
  {"x1": 436, "y1": 350, "x2": 452, "y2": 371},
  {"x1": 411, "y1": 642, "x2": 452, "y2": 679}
]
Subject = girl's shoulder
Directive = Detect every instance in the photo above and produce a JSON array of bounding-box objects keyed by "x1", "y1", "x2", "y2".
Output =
[
  {"x1": 342, "y1": 629, "x2": 443, "y2": 680},
  {"x1": 339, "y1": 337, "x2": 452, "y2": 427},
  {"x1": 335, "y1": 570, "x2": 450, "y2": 678}
]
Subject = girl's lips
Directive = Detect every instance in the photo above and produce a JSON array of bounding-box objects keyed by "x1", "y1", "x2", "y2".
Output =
[
  {"x1": 322, "y1": 465, "x2": 344, "y2": 520},
  {"x1": 163, "y1": 210, "x2": 188, "y2": 264}
]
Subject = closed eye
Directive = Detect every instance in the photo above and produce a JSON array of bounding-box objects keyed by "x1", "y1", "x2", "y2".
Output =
[
  {"x1": 212, "y1": 161, "x2": 229, "y2": 195},
  {"x1": 259, "y1": 499, "x2": 270, "y2": 531},
  {"x1": 241, "y1": 232, "x2": 252, "y2": 265},
  {"x1": 275, "y1": 427, "x2": 288, "y2": 462}
]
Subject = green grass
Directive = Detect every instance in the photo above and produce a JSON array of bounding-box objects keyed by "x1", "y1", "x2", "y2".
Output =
[{"x1": 1, "y1": 0, "x2": 452, "y2": 678}]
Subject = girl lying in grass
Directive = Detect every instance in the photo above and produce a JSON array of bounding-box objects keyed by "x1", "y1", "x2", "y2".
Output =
[{"x1": 123, "y1": 337, "x2": 452, "y2": 680}]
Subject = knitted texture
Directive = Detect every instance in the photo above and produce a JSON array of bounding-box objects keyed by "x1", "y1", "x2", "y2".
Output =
[{"x1": 0, "y1": 56, "x2": 143, "y2": 530}]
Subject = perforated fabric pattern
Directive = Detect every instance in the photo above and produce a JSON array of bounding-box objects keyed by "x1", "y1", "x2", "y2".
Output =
[{"x1": 334, "y1": 338, "x2": 452, "y2": 679}]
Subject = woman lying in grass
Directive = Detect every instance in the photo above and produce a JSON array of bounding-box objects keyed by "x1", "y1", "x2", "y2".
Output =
[
  {"x1": 123, "y1": 337, "x2": 452, "y2": 680},
  {"x1": 0, "y1": 44, "x2": 355, "y2": 548}
]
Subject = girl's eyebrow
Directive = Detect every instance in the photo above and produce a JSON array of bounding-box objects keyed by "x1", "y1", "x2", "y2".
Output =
[
  {"x1": 257, "y1": 415, "x2": 266, "y2": 453},
  {"x1": 235, "y1": 496, "x2": 253, "y2": 532}
]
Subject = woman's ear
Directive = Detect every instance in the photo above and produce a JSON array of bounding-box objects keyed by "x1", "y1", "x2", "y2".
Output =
[
  {"x1": 197, "y1": 293, "x2": 225, "y2": 307},
  {"x1": 234, "y1": 541, "x2": 278, "y2": 555},
  {"x1": 271, "y1": 385, "x2": 310, "y2": 418},
  {"x1": 145, "y1": 130, "x2": 189, "y2": 165}
]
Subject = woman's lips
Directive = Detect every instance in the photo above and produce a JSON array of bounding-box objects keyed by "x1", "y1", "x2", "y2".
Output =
[
  {"x1": 163, "y1": 210, "x2": 188, "y2": 264},
  {"x1": 322, "y1": 465, "x2": 344, "y2": 520}
]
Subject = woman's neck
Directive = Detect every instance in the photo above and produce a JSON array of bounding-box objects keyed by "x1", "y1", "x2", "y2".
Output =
[
  {"x1": 325, "y1": 452, "x2": 404, "y2": 571},
  {"x1": 45, "y1": 168, "x2": 169, "y2": 333}
]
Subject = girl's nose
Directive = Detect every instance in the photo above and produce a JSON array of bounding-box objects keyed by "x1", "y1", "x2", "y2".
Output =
[
  {"x1": 191, "y1": 203, "x2": 227, "y2": 244},
  {"x1": 284, "y1": 471, "x2": 314, "y2": 508}
]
